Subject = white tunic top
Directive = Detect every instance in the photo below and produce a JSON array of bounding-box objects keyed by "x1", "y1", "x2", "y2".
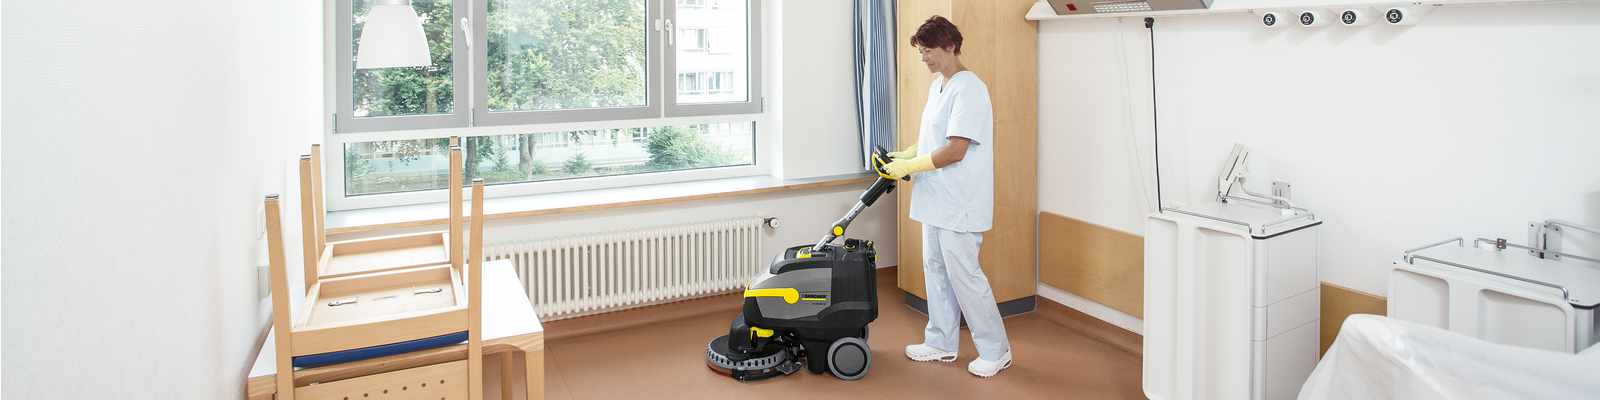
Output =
[{"x1": 909, "y1": 70, "x2": 994, "y2": 233}]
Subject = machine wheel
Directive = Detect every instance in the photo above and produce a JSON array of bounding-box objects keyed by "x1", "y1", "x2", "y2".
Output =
[{"x1": 826, "y1": 337, "x2": 871, "y2": 380}]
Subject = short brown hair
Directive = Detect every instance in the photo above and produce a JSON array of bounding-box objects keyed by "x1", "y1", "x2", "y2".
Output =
[{"x1": 910, "y1": 16, "x2": 963, "y2": 54}]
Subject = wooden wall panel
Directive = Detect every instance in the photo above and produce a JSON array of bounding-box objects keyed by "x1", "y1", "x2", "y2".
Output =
[
  {"x1": 979, "y1": 0, "x2": 1040, "y2": 303},
  {"x1": 893, "y1": 0, "x2": 949, "y2": 300},
  {"x1": 1038, "y1": 212, "x2": 1144, "y2": 318},
  {"x1": 896, "y1": 0, "x2": 1039, "y2": 305}
]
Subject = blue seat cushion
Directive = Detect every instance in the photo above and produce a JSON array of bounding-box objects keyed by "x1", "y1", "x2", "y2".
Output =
[{"x1": 291, "y1": 331, "x2": 468, "y2": 369}]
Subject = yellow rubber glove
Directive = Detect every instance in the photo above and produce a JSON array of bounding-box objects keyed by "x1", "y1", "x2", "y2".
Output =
[
  {"x1": 883, "y1": 154, "x2": 935, "y2": 179},
  {"x1": 871, "y1": 152, "x2": 896, "y2": 180},
  {"x1": 887, "y1": 143, "x2": 918, "y2": 160}
]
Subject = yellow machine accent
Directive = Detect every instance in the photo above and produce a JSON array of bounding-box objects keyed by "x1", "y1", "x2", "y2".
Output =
[
  {"x1": 744, "y1": 288, "x2": 799, "y2": 304},
  {"x1": 749, "y1": 327, "x2": 775, "y2": 338},
  {"x1": 833, "y1": 225, "x2": 845, "y2": 236},
  {"x1": 800, "y1": 297, "x2": 828, "y2": 302},
  {"x1": 796, "y1": 250, "x2": 812, "y2": 259}
]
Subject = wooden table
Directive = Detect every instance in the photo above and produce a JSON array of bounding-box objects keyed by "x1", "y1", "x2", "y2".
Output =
[{"x1": 247, "y1": 260, "x2": 544, "y2": 400}]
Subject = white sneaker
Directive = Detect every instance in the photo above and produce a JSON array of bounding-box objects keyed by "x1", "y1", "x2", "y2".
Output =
[
  {"x1": 967, "y1": 350, "x2": 1013, "y2": 378},
  {"x1": 904, "y1": 343, "x2": 958, "y2": 362}
]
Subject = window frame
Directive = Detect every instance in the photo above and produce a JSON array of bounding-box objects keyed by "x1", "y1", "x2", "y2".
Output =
[
  {"x1": 336, "y1": 0, "x2": 471, "y2": 133},
  {"x1": 469, "y1": 0, "x2": 662, "y2": 126},
  {"x1": 663, "y1": 0, "x2": 761, "y2": 117},
  {"x1": 326, "y1": 0, "x2": 766, "y2": 211}
]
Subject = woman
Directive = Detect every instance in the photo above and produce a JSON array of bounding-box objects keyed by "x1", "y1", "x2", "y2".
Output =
[{"x1": 882, "y1": 15, "x2": 1012, "y2": 378}]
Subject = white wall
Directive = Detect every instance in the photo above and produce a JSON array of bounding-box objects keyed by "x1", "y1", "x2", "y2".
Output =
[
  {"x1": 2, "y1": 0, "x2": 323, "y2": 398},
  {"x1": 771, "y1": 0, "x2": 865, "y2": 180},
  {"x1": 1038, "y1": 3, "x2": 1600, "y2": 297}
]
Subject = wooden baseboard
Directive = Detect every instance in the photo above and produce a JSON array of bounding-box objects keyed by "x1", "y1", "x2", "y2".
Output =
[
  {"x1": 903, "y1": 293, "x2": 1038, "y2": 318},
  {"x1": 1036, "y1": 295, "x2": 1142, "y2": 357}
]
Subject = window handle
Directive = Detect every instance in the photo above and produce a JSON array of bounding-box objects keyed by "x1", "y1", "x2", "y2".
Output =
[{"x1": 665, "y1": 19, "x2": 675, "y2": 47}]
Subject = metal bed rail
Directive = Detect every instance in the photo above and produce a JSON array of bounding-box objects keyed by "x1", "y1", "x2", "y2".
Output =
[
  {"x1": 1161, "y1": 205, "x2": 1317, "y2": 237},
  {"x1": 1401, "y1": 237, "x2": 1573, "y2": 301},
  {"x1": 1474, "y1": 237, "x2": 1600, "y2": 265},
  {"x1": 1549, "y1": 220, "x2": 1600, "y2": 236}
]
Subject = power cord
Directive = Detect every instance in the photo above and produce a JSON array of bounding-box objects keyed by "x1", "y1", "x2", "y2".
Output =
[{"x1": 1145, "y1": 17, "x2": 1163, "y2": 212}]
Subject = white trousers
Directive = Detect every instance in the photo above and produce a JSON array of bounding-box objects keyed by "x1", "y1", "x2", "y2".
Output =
[{"x1": 921, "y1": 224, "x2": 1011, "y2": 361}]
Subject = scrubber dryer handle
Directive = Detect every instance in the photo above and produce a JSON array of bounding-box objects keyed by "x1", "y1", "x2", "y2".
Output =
[{"x1": 813, "y1": 146, "x2": 908, "y2": 251}]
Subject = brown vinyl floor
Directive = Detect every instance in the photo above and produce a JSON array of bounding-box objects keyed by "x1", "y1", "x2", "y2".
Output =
[{"x1": 541, "y1": 269, "x2": 1144, "y2": 399}]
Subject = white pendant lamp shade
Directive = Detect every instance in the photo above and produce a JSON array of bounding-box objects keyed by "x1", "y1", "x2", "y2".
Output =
[{"x1": 356, "y1": 0, "x2": 431, "y2": 69}]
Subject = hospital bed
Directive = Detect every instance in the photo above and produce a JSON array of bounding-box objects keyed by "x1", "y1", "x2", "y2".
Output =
[
  {"x1": 1299, "y1": 314, "x2": 1600, "y2": 399},
  {"x1": 1392, "y1": 236, "x2": 1600, "y2": 353}
]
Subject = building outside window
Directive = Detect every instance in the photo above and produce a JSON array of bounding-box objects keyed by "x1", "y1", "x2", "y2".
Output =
[{"x1": 673, "y1": 0, "x2": 746, "y2": 104}]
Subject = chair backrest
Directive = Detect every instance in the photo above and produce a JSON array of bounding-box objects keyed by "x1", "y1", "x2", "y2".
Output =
[
  {"x1": 449, "y1": 136, "x2": 464, "y2": 273},
  {"x1": 467, "y1": 176, "x2": 486, "y2": 400},
  {"x1": 263, "y1": 194, "x2": 295, "y2": 399},
  {"x1": 297, "y1": 149, "x2": 323, "y2": 293}
]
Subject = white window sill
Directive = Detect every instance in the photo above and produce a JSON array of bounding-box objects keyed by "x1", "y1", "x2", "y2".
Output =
[{"x1": 325, "y1": 172, "x2": 876, "y2": 236}]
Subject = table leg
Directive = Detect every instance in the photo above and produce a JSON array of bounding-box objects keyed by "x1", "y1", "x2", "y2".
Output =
[
  {"x1": 500, "y1": 352, "x2": 516, "y2": 400},
  {"x1": 523, "y1": 348, "x2": 545, "y2": 400}
]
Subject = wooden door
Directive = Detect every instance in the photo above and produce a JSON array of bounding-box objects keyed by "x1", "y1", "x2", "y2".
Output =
[{"x1": 895, "y1": 0, "x2": 1038, "y2": 307}]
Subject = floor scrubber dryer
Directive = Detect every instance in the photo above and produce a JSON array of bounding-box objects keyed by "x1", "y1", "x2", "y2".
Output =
[{"x1": 705, "y1": 147, "x2": 905, "y2": 382}]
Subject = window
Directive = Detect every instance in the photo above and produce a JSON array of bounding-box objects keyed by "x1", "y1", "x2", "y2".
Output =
[
  {"x1": 478, "y1": 0, "x2": 654, "y2": 124},
  {"x1": 677, "y1": 73, "x2": 701, "y2": 95},
  {"x1": 338, "y1": 0, "x2": 468, "y2": 132},
  {"x1": 343, "y1": 121, "x2": 755, "y2": 196},
  {"x1": 711, "y1": 72, "x2": 731, "y2": 94},
  {"x1": 667, "y1": 0, "x2": 750, "y2": 108},
  {"x1": 335, "y1": 0, "x2": 758, "y2": 128},
  {"x1": 330, "y1": 0, "x2": 762, "y2": 209},
  {"x1": 681, "y1": 27, "x2": 710, "y2": 51},
  {"x1": 676, "y1": 71, "x2": 733, "y2": 97}
]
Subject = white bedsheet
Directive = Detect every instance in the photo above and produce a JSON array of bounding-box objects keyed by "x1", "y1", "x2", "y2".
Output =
[{"x1": 1298, "y1": 314, "x2": 1600, "y2": 400}]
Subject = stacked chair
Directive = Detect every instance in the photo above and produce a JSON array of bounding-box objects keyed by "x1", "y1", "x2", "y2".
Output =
[
  {"x1": 297, "y1": 143, "x2": 453, "y2": 283},
  {"x1": 263, "y1": 138, "x2": 488, "y2": 400}
]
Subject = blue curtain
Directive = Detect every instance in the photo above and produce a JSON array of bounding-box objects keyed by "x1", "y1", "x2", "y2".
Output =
[{"x1": 853, "y1": 0, "x2": 896, "y2": 169}]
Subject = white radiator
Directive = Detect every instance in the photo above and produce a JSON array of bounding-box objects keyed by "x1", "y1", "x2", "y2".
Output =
[{"x1": 485, "y1": 217, "x2": 765, "y2": 320}]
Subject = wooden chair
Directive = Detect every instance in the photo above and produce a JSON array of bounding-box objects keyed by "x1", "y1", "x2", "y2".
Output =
[
  {"x1": 265, "y1": 144, "x2": 486, "y2": 400},
  {"x1": 297, "y1": 138, "x2": 463, "y2": 289}
]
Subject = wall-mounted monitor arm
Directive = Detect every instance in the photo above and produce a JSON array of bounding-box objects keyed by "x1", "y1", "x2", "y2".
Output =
[{"x1": 1216, "y1": 144, "x2": 1250, "y2": 202}]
